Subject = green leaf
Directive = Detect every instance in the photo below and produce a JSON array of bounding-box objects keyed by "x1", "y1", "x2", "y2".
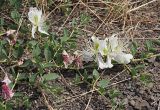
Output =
[
  {"x1": 145, "y1": 40, "x2": 153, "y2": 51},
  {"x1": 140, "y1": 73, "x2": 151, "y2": 84},
  {"x1": 13, "y1": 45, "x2": 24, "y2": 59},
  {"x1": 0, "y1": 0, "x2": 5, "y2": 7},
  {"x1": 131, "y1": 41, "x2": 138, "y2": 55},
  {"x1": 61, "y1": 29, "x2": 69, "y2": 43},
  {"x1": 9, "y1": 0, "x2": 22, "y2": 9},
  {"x1": 5, "y1": 103, "x2": 13, "y2": 110},
  {"x1": 19, "y1": 59, "x2": 33, "y2": 67},
  {"x1": 108, "y1": 89, "x2": 120, "y2": 99},
  {"x1": 140, "y1": 52, "x2": 147, "y2": 59},
  {"x1": 13, "y1": 92, "x2": 24, "y2": 97},
  {"x1": 149, "y1": 48, "x2": 157, "y2": 53},
  {"x1": 0, "y1": 18, "x2": 4, "y2": 26},
  {"x1": 32, "y1": 44, "x2": 41, "y2": 57},
  {"x1": 135, "y1": 64, "x2": 145, "y2": 70},
  {"x1": 93, "y1": 69, "x2": 99, "y2": 79},
  {"x1": 29, "y1": 74, "x2": 37, "y2": 83},
  {"x1": 80, "y1": 13, "x2": 91, "y2": 25},
  {"x1": 98, "y1": 87, "x2": 106, "y2": 95},
  {"x1": 130, "y1": 67, "x2": 137, "y2": 76},
  {"x1": 42, "y1": 63, "x2": 54, "y2": 68},
  {"x1": 0, "y1": 103, "x2": 5, "y2": 110},
  {"x1": 18, "y1": 74, "x2": 28, "y2": 80},
  {"x1": 11, "y1": 9, "x2": 20, "y2": 22},
  {"x1": 61, "y1": 36, "x2": 70, "y2": 43},
  {"x1": 83, "y1": 69, "x2": 89, "y2": 81},
  {"x1": 152, "y1": 39, "x2": 160, "y2": 46},
  {"x1": 0, "y1": 43, "x2": 8, "y2": 60},
  {"x1": 74, "y1": 74, "x2": 81, "y2": 84},
  {"x1": 43, "y1": 73, "x2": 59, "y2": 81},
  {"x1": 97, "y1": 79, "x2": 109, "y2": 88},
  {"x1": 72, "y1": 18, "x2": 77, "y2": 27},
  {"x1": 44, "y1": 44, "x2": 52, "y2": 62},
  {"x1": 28, "y1": 40, "x2": 38, "y2": 47}
]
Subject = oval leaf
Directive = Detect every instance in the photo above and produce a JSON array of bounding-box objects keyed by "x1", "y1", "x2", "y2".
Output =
[{"x1": 43, "y1": 73, "x2": 59, "y2": 81}]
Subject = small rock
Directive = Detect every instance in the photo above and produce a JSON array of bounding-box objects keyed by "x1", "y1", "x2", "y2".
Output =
[
  {"x1": 154, "y1": 62, "x2": 159, "y2": 67},
  {"x1": 124, "y1": 98, "x2": 128, "y2": 104},
  {"x1": 139, "y1": 89, "x2": 145, "y2": 94},
  {"x1": 148, "y1": 57, "x2": 156, "y2": 63},
  {"x1": 129, "y1": 100, "x2": 135, "y2": 106},
  {"x1": 86, "y1": 106, "x2": 93, "y2": 110},
  {"x1": 150, "y1": 95, "x2": 155, "y2": 101},
  {"x1": 127, "y1": 95, "x2": 131, "y2": 99},
  {"x1": 148, "y1": 83, "x2": 154, "y2": 88},
  {"x1": 150, "y1": 107, "x2": 156, "y2": 110},
  {"x1": 132, "y1": 100, "x2": 150, "y2": 110},
  {"x1": 134, "y1": 100, "x2": 141, "y2": 110},
  {"x1": 125, "y1": 105, "x2": 133, "y2": 110},
  {"x1": 156, "y1": 85, "x2": 160, "y2": 90},
  {"x1": 141, "y1": 100, "x2": 150, "y2": 109}
]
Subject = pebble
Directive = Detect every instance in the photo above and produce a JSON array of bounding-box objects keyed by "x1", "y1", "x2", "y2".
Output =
[
  {"x1": 139, "y1": 89, "x2": 145, "y2": 94},
  {"x1": 129, "y1": 100, "x2": 135, "y2": 106},
  {"x1": 132, "y1": 99, "x2": 150, "y2": 110},
  {"x1": 126, "y1": 106, "x2": 133, "y2": 110},
  {"x1": 140, "y1": 100, "x2": 150, "y2": 109}
]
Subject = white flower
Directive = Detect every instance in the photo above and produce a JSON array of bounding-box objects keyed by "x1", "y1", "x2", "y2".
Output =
[
  {"x1": 97, "y1": 54, "x2": 113, "y2": 69},
  {"x1": 91, "y1": 36, "x2": 108, "y2": 56},
  {"x1": 108, "y1": 35, "x2": 133, "y2": 64},
  {"x1": 91, "y1": 36, "x2": 100, "y2": 53},
  {"x1": 28, "y1": 7, "x2": 49, "y2": 38},
  {"x1": 112, "y1": 52, "x2": 133, "y2": 64},
  {"x1": 108, "y1": 34, "x2": 118, "y2": 51},
  {"x1": 98, "y1": 39, "x2": 108, "y2": 56},
  {"x1": 91, "y1": 35, "x2": 133, "y2": 69},
  {"x1": 91, "y1": 36, "x2": 112, "y2": 69}
]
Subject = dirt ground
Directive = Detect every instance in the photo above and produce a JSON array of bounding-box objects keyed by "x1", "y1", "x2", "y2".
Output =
[{"x1": 41, "y1": 1, "x2": 160, "y2": 109}]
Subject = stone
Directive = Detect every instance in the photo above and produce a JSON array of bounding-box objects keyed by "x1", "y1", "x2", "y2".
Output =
[{"x1": 129, "y1": 100, "x2": 135, "y2": 106}]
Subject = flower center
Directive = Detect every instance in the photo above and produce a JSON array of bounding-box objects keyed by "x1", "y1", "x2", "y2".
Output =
[
  {"x1": 95, "y1": 42, "x2": 99, "y2": 51},
  {"x1": 103, "y1": 48, "x2": 108, "y2": 55},
  {"x1": 34, "y1": 15, "x2": 39, "y2": 26}
]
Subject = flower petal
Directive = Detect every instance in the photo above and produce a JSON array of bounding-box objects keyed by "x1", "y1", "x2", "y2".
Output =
[
  {"x1": 97, "y1": 54, "x2": 113, "y2": 69},
  {"x1": 91, "y1": 36, "x2": 108, "y2": 56},
  {"x1": 2, "y1": 74, "x2": 11, "y2": 85},
  {"x1": 91, "y1": 36, "x2": 98, "y2": 43},
  {"x1": 38, "y1": 24, "x2": 49, "y2": 35},
  {"x1": 32, "y1": 25, "x2": 37, "y2": 38},
  {"x1": 2, "y1": 83, "x2": 14, "y2": 100},
  {"x1": 1, "y1": 74, "x2": 14, "y2": 100},
  {"x1": 74, "y1": 51, "x2": 83, "y2": 68},
  {"x1": 108, "y1": 34, "x2": 118, "y2": 51},
  {"x1": 28, "y1": 7, "x2": 42, "y2": 25},
  {"x1": 106, "y1": 56, "x2": 113, "y2": 68},
  {"x1": 98, "y1": 40, "x2": 108, "y2": 56},
  {"x1": 6, "y1": 30, "x2": 16, "y2": 36},
  {"x1": 62, "y1": 50, "x2": 74, "y2": 68},
  {"x1": 38, "y1": 17, "x2": 49, "y2": 35},
  {"x1": 91, "y1": 36, "x2": 100, "y2": 52},
  {"x1": 97, "y1": 54, "x2": 107, "y2": 69},
  {"x1": 112, "y1": 52, "x2": 133, "y2": 64}
]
